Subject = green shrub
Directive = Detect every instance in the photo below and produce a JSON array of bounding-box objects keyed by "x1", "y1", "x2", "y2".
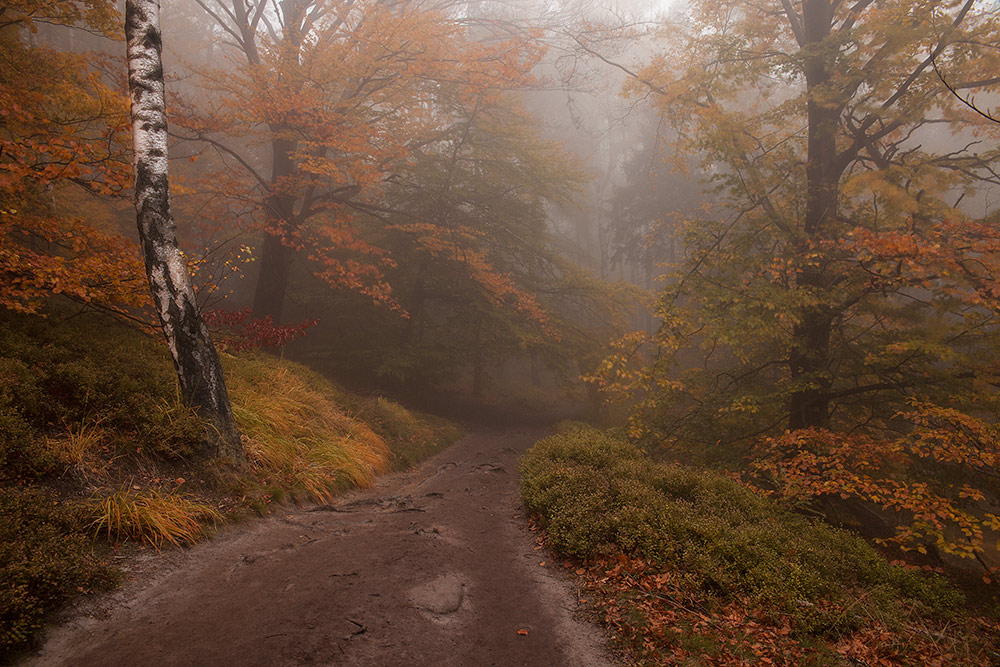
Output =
[
  {"x1": 0, "y1": 310, "x2": 207, "y2": 472},
  {"x1": 0, "y1": 487, "x2": 118, "y2": 653},
  {"x1": 520, "y1": 426, "x2": 963, "y2": 634}
]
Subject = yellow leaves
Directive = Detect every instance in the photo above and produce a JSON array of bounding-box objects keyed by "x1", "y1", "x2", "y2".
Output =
[
  {"x1": 584, "y1": 330, "x2": 654, "y2": 404},
  {"x1": 842, "y1": 171, "x2": 920, "y2": 214}
]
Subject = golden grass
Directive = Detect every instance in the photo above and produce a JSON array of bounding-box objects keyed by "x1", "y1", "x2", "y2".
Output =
[
  {"x1": 225, "y1": 354, "x2": 391, "y2": 504},
  {"x1": 44, "y1": 419, "x2": 108, "y2": 471},
  {"x1": 90, "y1": 489, "x2": 222, "y2": 547}
]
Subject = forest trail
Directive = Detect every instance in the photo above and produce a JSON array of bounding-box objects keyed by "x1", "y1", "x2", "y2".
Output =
[{"x1": 26, "y1": 425, "x2": 616, "y2": 667}]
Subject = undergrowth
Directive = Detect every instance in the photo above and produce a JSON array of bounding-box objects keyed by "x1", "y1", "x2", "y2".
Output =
[
  {"x1": 0, "y1": 488, "x2": 118, "y2": 654},
  {"x1": 226, "y1": 354, "x2": 392, "y2": 503},
  {"x1": 521, "y1": 425, "x2": 999, "y2": 665},
  {"x1": 357, "y1": 397, "x2": 459, "y2": 470},
  {"x1": 0, "y1": 307, "x2": 457, "y2": 655}
]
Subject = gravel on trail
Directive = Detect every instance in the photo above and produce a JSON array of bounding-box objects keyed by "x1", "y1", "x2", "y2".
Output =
[{"x1": 26, "y1": 425, "x2": 617, "y2": 667}]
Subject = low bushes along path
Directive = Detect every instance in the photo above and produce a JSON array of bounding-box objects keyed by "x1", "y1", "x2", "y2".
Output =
[{"x1": 26, "y1": 426, "x2": 616, "y2": 666}]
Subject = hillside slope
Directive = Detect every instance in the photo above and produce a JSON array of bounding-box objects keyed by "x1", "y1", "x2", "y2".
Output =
[{"x1": 0, "y1": 308, "x2": 457, "y2": 656}]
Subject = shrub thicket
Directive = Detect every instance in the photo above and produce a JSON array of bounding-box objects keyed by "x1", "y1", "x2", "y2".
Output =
[
  {"x1": 520, "y1": 425, "x2": 962, "y2": 634},
  {"x1": 0, "y1": 488, "x2": 118, "y2": 653},
  {"x1": 0, "y1": 311, "x2": 204, "y2": 476}
]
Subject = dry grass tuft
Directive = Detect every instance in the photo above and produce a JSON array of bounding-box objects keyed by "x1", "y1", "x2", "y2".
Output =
[
  {"x1": 43, "y1": 419, "x2": 108, "y2": 472},
  {"x1": 89, "y1": 489, "x2": 222, "y2": 547}
]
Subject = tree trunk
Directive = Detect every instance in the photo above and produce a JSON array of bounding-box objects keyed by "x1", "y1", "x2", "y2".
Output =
[
  {"x1": 788, "y1": 0, "x2": 841, "y2": 430},
  {"x1": 126, "y1": 0, "x2": 243, "y2": 460},
  {"x1": 252, "y1": 135, "x2": 296, "y2": 324},
  {"x1": 249, "y1": 0, "x2": 310, "y2": 323},
  {"x1": 471, "y1": 313, "x2": 485, "y2": 396}
]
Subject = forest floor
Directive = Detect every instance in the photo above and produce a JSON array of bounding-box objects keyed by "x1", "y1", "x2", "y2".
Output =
[{"x1": 23, "y1": 418, "x2": 617, "y2": 667}]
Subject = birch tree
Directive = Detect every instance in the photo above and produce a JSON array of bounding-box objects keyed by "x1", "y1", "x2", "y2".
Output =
[{"x1": 125, "y1": 0, "x2": 243, "y2": 460}]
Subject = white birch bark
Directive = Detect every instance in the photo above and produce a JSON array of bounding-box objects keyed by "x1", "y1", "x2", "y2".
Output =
[{"x1": 126, "y1": 0, "x2": 243, "y2": 460}]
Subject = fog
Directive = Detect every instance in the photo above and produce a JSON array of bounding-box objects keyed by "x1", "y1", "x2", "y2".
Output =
[{"x1": 23, "y1": 0, "x2": 1000, "y2": 408}]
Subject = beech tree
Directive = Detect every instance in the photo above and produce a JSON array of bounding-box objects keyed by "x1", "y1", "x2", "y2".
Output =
[
  {"x1": 181, "y1": 0, "x2": 545, "y2": 323},
  {"x1": 126, "y1": 0, "x2": 242, "y2": 459},
  {"x1": 591, "y1": 0, "x2": 1000, "y2": 560}
]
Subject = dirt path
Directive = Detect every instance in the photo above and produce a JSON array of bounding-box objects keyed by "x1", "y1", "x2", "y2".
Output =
[{"x1": 27, "y1": 426, "x2": 616, "y2": 667}]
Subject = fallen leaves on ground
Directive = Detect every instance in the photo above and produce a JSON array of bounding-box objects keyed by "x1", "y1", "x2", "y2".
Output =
[{"x1": 566, "y1": 552, "x2": 1000, "y2": 666}]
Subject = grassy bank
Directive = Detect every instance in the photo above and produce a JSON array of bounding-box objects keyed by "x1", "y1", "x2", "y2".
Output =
[
  {"x1": 520, "y1": 425, "x2": 999, "y2": 665},
  {"x1": 0, "y1": 308, "x2": 458, "y2": 655}
]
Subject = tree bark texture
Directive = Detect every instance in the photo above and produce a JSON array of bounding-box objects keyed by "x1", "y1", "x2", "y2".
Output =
[{"x1": 126, "y1": 0, "x2": 243, "y2": 460}]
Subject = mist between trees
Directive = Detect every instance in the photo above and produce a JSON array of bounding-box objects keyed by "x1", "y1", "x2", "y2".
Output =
[{"x1": 5, "y1": 0, "x2": 1000, "y2": 577}]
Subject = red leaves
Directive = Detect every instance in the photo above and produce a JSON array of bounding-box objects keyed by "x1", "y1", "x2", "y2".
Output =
[{"x1": 202, "y1": 308, "x2": 318, "y2": 351}]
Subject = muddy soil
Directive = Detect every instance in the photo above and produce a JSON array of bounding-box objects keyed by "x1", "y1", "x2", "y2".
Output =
[{"x1": 25, "y1": 426, "x2": 616, "y2": 667}]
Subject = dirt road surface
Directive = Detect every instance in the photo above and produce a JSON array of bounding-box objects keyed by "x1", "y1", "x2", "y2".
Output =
[{"x1": 26, "y1": 426, "x2": 616, "y2": 667}]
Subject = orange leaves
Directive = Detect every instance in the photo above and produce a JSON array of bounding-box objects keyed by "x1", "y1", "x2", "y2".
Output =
[
  {"x1": 181, "y1": 0, "x2": 553, "y2": 326},
  {"x1": 1, "y1": 19, "x2": 140, "y2": 315},
  {"x1": 0, "y1": 46, "x2": 130, "y2": 197},
  {"x1": 750, "y1": 421, "x2": 1000, "y2": 562},
  {"x1": 201, "y1": 0, "x2": 542, "y2": 197},
  {"x1": 390, "y1": 221, "x2": 556, "y2": 335},
  {"x1": 0, "y1": 214, "x2": 146, "y2": 314},
  {"x1": 575, "y1": 555, "x2": 816, "y2": 666},
  {"x1": 0, "y1": 0, "x2": 120, "y2": 36},
  {"x1": 835, "y1": 211, "x2": 1000, "y2": 314},
  {"x1": 572, "y1": 552, "x2": 999, "y2": 667}
]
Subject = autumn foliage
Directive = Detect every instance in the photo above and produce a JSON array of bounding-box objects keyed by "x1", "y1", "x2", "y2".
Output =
[
  {"x1": 176, "y1": 0, "x2": 552, "y2": 323},
  {"x1": 587, "y1": 0, "x2": 1000, "y2": 571},
  {"x1": 750, "y1": 408, "x2": 1000, "y2": 566},
  {"x1": 202, "y1": 308, "x2": 318, "y2": 351},
  {"x1": 0, "y1": 2, "x2": 145, "y2": 315}
]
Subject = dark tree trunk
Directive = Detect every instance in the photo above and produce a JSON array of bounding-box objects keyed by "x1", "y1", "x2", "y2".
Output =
[
  {"x1": 471, "y1": 313, "x2": 485, "y2": 396},
  {"x1": 249, "y1": 0, "x2": 310, "y2": 323},
  {"x1": 126, "y1": 0, "x2": 243, "y2": 460},
  {"x1": 252, "y1": 135, "x2": 297, "y2": 323},
  {"x1": 788, "y1": 0, "x2": 843, "y2": 430}
]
